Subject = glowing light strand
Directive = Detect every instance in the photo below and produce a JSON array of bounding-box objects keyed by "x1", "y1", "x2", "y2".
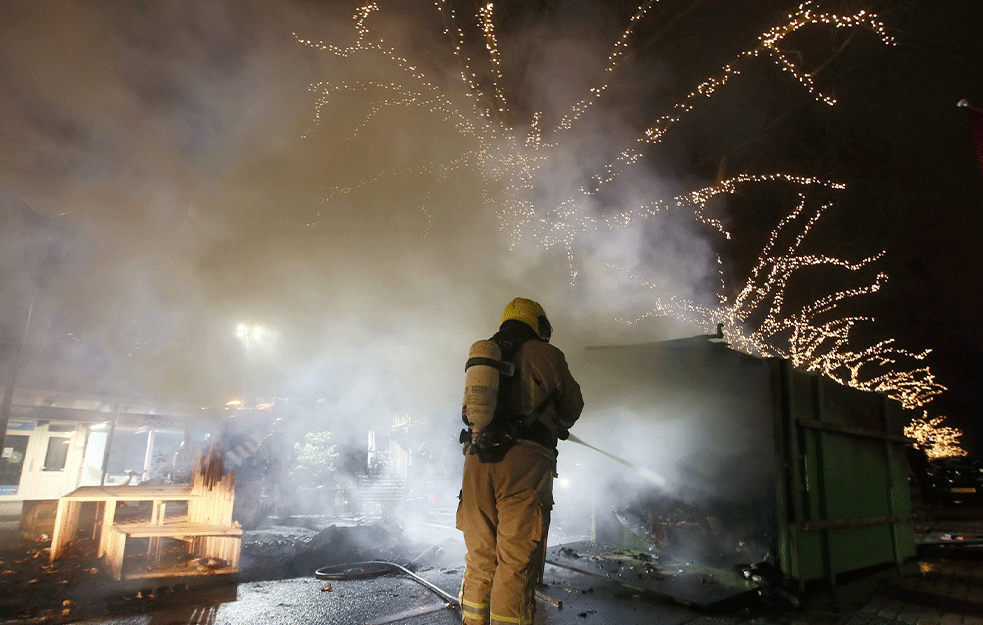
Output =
[
  {"x1": 905, "y1": 413, "x2": 968, "y2": 460},
  {"x1": 615, "y1": 194, "x2": 947, "y2": 410},
  {"x1": 557, "y1": 0, "x2": 658, "y2": 131},
  {"x1": 642, "y1": 2, "x2": 895, "y2": 144},
  {"x1": 298, "y1": 2, "x2": 947, "y2": 432},
  {"x1": 478, "y1": 3, "x2": 509, "y2": 117},
  {"x1": 298, "y1": 2, "x2": 878, "y2": 265}
]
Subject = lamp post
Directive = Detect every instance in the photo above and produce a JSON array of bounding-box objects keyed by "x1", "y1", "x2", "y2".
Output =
[{"x1": 236, "y1": 324, "x2": 264, "y2": 408}]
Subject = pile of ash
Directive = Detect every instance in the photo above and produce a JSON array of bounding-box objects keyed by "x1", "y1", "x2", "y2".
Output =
[{"x1": 244, "y1": 522, "x2": 413, "y2": 581}]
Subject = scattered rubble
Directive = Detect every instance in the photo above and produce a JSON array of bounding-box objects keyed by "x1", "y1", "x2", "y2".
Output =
[
  {"x1": 0, "y1": 534, "x2": 113, "y2": 622},
  {"x1": 0, "y1": 520, "x2": 423, "y2": 623}
]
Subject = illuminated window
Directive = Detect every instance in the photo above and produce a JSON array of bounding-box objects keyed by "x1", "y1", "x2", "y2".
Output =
[
  {"x1": 0, "y1": 435, "x2": 29, "y2": 486},
  {"x1": 43, "y1": 437, "x2": 70, "y2": 472}
]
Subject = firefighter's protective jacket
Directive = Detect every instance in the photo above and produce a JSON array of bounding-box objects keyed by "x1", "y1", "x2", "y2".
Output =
[{"x1": 506, "y1": 338, "x2": 584, "y2": 444}]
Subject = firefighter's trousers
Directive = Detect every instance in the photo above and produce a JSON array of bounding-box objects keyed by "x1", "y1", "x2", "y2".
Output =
[{"x1": 457, "y1": 440, "x2": 555, "y2": 625}]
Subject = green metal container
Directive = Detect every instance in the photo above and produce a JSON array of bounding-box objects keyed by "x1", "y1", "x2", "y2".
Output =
[
  {"x1": 579, "y1": 336, "x2": 915, "y2": 589},
  {"x1": 772, "y1": 357, "x2": 915, "y2": 587}
]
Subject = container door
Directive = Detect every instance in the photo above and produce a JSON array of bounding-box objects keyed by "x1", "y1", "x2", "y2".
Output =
[{"x1": 19, "y1": 423, "x2": 85, "y2": 500}]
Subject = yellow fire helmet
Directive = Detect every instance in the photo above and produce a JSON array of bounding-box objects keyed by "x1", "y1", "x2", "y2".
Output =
[{"x1": 501, "y1": 297, "x2": 552, "y2": 342}]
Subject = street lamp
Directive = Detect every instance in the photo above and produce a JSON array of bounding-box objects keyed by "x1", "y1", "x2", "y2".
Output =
[
  {"x1": 236, "y1": 323, "x2": 264, "y2": 349},
  {"x1": 235, "y1": 324, "x2": 265, "y2": 408}
]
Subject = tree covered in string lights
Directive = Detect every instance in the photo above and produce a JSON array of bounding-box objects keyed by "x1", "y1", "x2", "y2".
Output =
[{"x1": 296, "y1": 1, "x2": 965, "y2": 454}]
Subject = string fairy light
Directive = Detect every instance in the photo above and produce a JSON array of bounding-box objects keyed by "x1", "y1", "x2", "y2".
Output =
[
  {"x1": 642, "y1": 2, "x2": 895, "y2": 144},
  {"x1": 613, "y1": 193, "x2": 947, "y2": 411},
  {"x1": 297, "y1": 2, "x2": 953, "y2": 443},
  {"x1": 296, "y1": 1, "x2": 892, "y2": 271},
  {"x1": 904, "y1": 412, "x2": 968, "y2": 460}
]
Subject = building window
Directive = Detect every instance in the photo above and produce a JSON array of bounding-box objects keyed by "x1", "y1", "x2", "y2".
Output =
[
  {"x1": 44, "y1": 437, "x2": 70, "y2": 472},
  {"x1": 1, "y1": 435, "x2": 29, "y2": 487}
]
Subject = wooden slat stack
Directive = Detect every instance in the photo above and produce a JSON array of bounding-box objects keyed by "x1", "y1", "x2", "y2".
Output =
[{"x1": 187, "y1": 445, "x2": 241, "y2": 569}]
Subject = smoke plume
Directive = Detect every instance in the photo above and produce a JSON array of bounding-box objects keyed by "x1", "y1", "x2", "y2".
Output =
[{"x1": 0, "y1": 0, "x2": 738, "y2": 544}]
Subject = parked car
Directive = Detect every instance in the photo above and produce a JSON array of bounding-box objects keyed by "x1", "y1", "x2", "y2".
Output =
[{"x1": 924, "y1": 456, "x2": 983, "y2": 505}]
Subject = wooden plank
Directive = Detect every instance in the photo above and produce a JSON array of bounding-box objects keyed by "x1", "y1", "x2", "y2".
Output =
[
  {"x1": 59, "y1": 485, "x2": 200, "y2": 501},
  {"x1": 112, "y1": 523, "x2": 243, "y2": 538},
  {"x1": 98, "y1": 499, "x2": 117, "y2": 558},
  {"x1": 105, "y1": 526, "x2": 127, "y2": 581},
  {"x1": 121, "y1": 566, "x2": 237, "y2": 580},
  {"x1": 49, "y1": 498, "x2": 72, "y2": 560},
  {"x1": 106, "y1": 525, "x2": 241, "y2": 580}
]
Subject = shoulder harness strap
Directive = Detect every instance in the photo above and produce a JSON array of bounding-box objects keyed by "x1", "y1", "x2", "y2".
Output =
[{"x1": 464, "y1": 356, "x2": 514, "y2": 377}]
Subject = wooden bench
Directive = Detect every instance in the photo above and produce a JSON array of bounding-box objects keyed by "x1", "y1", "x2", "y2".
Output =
[
  {"x1": 102, "y1": 452, "x2": 241, "y2": 580},
  {"x1": 104, "y1": 520, "x2": 243, "y2": 580},
  {"x1": 53, "y1": 447, "x2": 243, "y2": 581}
]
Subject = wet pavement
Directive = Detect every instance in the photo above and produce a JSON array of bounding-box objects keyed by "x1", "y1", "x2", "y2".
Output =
[
  {"x1": 56, "y1": 544, "x2": 983, "y2": 625},
  {"x1": 58, "y1": 556, "x2": 983, "y2": 625},
  {"x1": 62, "y1": 566, "x2": 708, "y2": 625},
  {"x1": 5, "y1": 508, "x2": 983, "y2": 625}
]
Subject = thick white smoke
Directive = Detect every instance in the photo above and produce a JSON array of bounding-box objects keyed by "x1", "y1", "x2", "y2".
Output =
[{"x1": 1, "y1": 0, "x2": 734, "y2": 543}]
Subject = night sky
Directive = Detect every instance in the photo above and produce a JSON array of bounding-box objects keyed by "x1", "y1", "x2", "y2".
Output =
[{"x1": 1, "y1": 1, "x2": 981, "y2": 450}]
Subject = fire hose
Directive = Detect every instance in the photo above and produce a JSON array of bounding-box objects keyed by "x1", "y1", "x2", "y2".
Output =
[
  {"x1": 316, "y1": 560, "x2": 458, "y2": 605},
  {"x1": 566, "y1": 432, "x2": 667, "y2": 488},
  {"x1": 315, "y1": 559, "x2": 563, "y2": 619}
]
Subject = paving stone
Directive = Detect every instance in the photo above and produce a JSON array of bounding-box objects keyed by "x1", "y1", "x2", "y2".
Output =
[
  {"x1": 842, "y1": 614, "x2": 900, "y2": 625},
  {"x1": 685, "y1": 617, "x2": 739, "y2": 625},
  {"x1": 900, "y1": 605, "x2": 930, "y2": 616}
]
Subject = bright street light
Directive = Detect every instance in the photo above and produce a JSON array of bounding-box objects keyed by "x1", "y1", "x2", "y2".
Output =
[
  {"x1": 235, "y1": 323, "x2": 263, "y2": 408},
  {"x1": 236, "y1": 324, "x2": 264, "y2": 348}
]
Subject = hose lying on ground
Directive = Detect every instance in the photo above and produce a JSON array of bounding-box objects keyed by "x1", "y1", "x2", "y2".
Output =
[
  {"x1": 315, "y1": 557, "x2": 562, "y2": 610},
  {"x1": 315, "y1": 560, "x2": 460, "y2": 607}
]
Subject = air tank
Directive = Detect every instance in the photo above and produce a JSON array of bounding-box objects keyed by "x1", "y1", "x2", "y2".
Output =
[{"x1": 463, "y1": 339, "x2": 503, "y2": 435}]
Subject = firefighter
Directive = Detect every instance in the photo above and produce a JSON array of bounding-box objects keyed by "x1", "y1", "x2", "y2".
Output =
[{"x1": 457, "y1": 297, "x2": 584, "y2": 625}]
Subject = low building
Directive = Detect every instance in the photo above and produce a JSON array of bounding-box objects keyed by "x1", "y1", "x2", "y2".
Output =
[{"x1": 0, "y1": 386, "x2": 205, "y2": 533}]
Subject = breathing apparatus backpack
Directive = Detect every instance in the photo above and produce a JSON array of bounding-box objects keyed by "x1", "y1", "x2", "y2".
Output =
[{"x1": 460, "y1": 334, "x2": 554, "y2": 463}]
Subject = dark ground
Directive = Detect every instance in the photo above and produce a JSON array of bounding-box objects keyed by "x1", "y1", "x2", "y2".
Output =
[
  {"x1": 0, "y1": 515, "x2": 432, "y2": 624},
  {"x1": 1, "y1": 505, "x2": 981, "y2": 625}
]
